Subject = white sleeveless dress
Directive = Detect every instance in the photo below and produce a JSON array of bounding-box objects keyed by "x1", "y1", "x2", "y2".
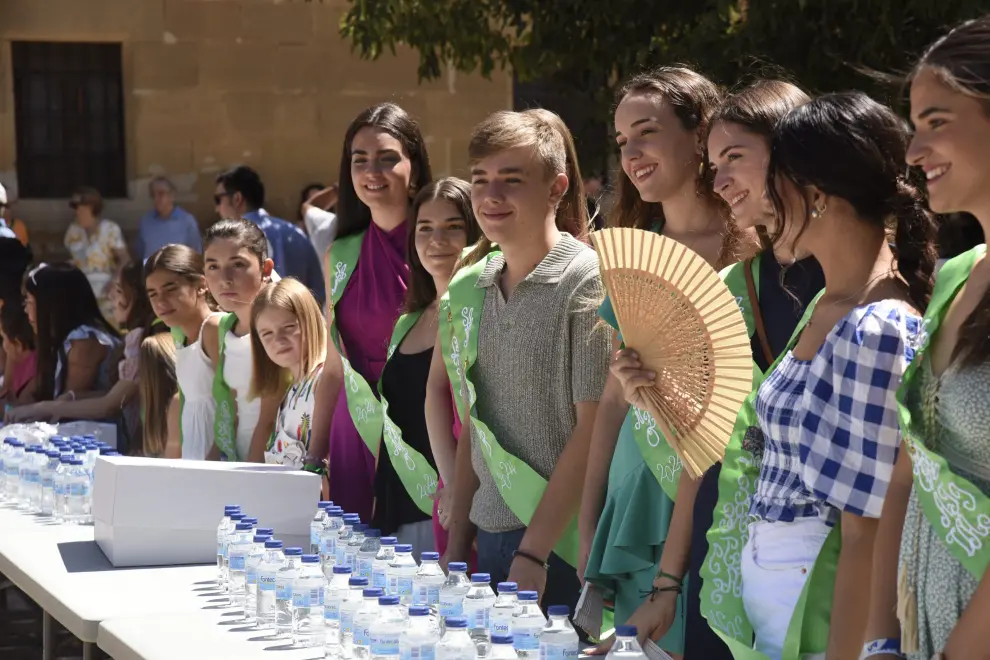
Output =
[
  {"x1": 222, "y1": 330, "x2": 260, "y2": 461},
  {"x1": 175, "y1": 314, "x2": 219, "y2": 460}
]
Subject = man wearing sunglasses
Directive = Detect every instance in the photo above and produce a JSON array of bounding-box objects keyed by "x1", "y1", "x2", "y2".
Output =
[{"x1": 214, "y1": 166, "x2": 325, "y2": 306}]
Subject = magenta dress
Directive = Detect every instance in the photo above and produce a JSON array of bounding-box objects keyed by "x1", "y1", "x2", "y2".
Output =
[{"x1": 328, "y1": 221, "x2": 409, "y2": 522}]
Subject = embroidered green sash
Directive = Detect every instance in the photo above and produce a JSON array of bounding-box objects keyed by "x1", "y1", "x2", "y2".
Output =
[
  {"x1": 327, "y1": 231, "x2": 384, "y2": 459},
  {"x1": 897, "y1": 244, "x2": 990, "y2": 579},
  {"x1": 700, "y1": 289, "x2": 838, "y2": 659},
  {"x1": 211, "y1": 313, "x2": 239, "y2": 460},
  {"x1": 440, "y1": 250, "x2": 579, "y2": 566},
  {"x1": 378, "y1": 310, "x2": 441, "y2": 516}
]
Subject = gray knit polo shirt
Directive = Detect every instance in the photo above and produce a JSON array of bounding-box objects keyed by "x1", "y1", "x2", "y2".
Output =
[{"x1": 467, "y1": 233, "x2": 611, "y2": 532}]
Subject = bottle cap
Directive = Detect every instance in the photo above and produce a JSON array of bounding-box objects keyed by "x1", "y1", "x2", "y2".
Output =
[
  {"x1": 264, "y1": 539, "x2": 284, "y2": 549},
  {"x1": 352, "y1": 523, "x2": 368, "y2": 532},
  {"x1": 225, "y1": 504, "x2": 241, "y2": 512},
  {"x1": 363, "y1": 529, "x2": 381, "y2": 538},
  {"x1": 492, "y1": 635, "x2": 514, "y2": 645},
  {"x1": 448, "y1": 562, "x2": 467, "y2": 572},
  {"x1": 420, "y1": 551, "x2": 440, "y2": 561},
  {"x1": 349, "y1": 577, "x2": 369, "y2": 586},
  {"x1": 343, "y1": 514, "x2": 360, "y2": 521},
  {"x1": 301, "y1": 554, "x2": 320, "y2": 564},
  {"x1": 284, "y1": 547, "x2": 303, "y2": 556},
  {"x1": 253, "y1": 534, "x2": 271, "y2": 543},
  {"x1": 73, "y1": 448, "x2": 87, "y2": 454},
  {"x1": 333, "y1": 566, "x2": 353, "y2": 575},
  {"x1": 235, "y1": 522, "x2": 253, "y2": 531},
  {"x1": 45, "y1": 450, "x2": 61, "y2": 458},
  {"x1": 59, "y1": 454, "x2": 74, "y2": 462},
  {"x1": 408, "y1": 606, "x2": 429, "y2": 616},
  {"x1": 378, "y1": 595, "x2": 399, "y2": 606},
  {"x1": 241, "y1": 517, "x2": 258, "y2": 525},
  {"x1": 497, "y1": 582, "x2": 518, "y2": 593},
  {"x1": 70, "y1": 436, "x2": 85, "y2": 442},
  {"x1": 445, "y1": 617, "x2": 467, "y2": 629},
  {"x1": 471, "y1": 573, "x2": 491, "y2": 583},
  {"x1": 318, "y1": 500, "x2": 333, "y2": 508},
  {"x1": 362, "y1": 588, "x2": 383, "y2": 598},
  {"x1": 396, "y1": 544, "x2": 413, "y2": 553},
  {"x1": 9, "y1": 439, "x2": 24, "y2": 447},
  {"x1": 616, "y1": 625, "x2": 638, "y2": 637},
  {"x1": 329, "y1": 506, "x2": 344, "y2": 514},
  {"x1": 518, "y1": 591, "x2": 538, "y2": 601},
  {"x1": 49, "y1": 435, "x2": 66, "y2": 444},
  {"x1": 380, "y1": 537, "x2": 397, "y2": 545},
  {"x1": 104, "y1": 451, "x2": 120, "y2": 456},
  {"x1": 256, "y1": 527, "x2": 274, "y2": 536},
  {"x1": 228, "y1": 513, "x2": 245, "y2": 522},
  {"x1": 98, "y1": 447, "x2": 115, "y2": 455},
  {"x1": 548, "y1": 605, "x2": 569, "y2": 617}
]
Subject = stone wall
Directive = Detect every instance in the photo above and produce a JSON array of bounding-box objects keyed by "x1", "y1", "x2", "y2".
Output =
[{"x1": 0, "y1": 0, "x2": 512, "y2": 257}]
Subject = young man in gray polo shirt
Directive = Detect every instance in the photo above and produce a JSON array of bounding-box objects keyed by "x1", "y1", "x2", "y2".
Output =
[{"x1": 445, "y1": 111, "x2": 611, "y2": 617}]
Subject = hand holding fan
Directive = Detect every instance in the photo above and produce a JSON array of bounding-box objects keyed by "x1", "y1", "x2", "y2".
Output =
[{"x1": 591, "y1": 228, "x2": 753, "y2": 478}]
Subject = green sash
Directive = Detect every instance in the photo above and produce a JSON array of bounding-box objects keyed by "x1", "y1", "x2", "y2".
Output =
[
  {"x1": 211, "y1": 313, "x2": 239, "y2": 460},
  {"x1": 440, "y1": 250, "x2": 579, "y2": 566},
  {"x1": 700, "y1": 289, "x2": 838, "y2": 660},
  {"x1": 897, "y1": 244, "x2": 990, "y2": 579},
  {"x1": 378, "y1": 311, "x2": 441, "y2": 516},
  {"x1": 328, "y1": 231, "x2": 384, "y2": 459},
  {"x1": 611, "y1": 256, "x2": 762, "y2": 501}
]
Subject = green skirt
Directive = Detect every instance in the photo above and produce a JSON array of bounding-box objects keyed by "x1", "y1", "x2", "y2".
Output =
[{"x1": 584, "y1": 413, "x2": 687, "y2": 654}]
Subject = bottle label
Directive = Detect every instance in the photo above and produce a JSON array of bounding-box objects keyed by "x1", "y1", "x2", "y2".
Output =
[
  {"x1": 259, "y1": 572, "x2": 277, "y2": 592},
  {"x1": 320, "y1": 536, "x2": 335, "y2": 556},
  {"x1": 370, "y1": 631, "x2": 400, "y2": 655},
  {"x1": 54, "y1": 482, "x2": 66, "y2": 496},
  {"x1": 229, "y1": 555, "x2": 246, "y2": 571},
  {"x1": 310, "y1": 528, "x2": 320, "y2": 549},
  {"x1": 514, "y1": 628, "x2": 540, "y2": 651},
  {"x1": 340, "y1": 609, "x2": 355, "y2": 635},
  {"x1": 324, "y1": 598, "x2": 341, "y2": 622},
  {"x1": 275, "y1": 579, "x2": 292, "y2": 601},
  {"x1": 335, "y1": 546, "x2": 347, "y2": 565},
  {"x1": 67, "y1": 482, "x2": 90, "y2": 496},
  {"x1": 293, "y1": 586, "x2": 323, "y2": 608},
  {"x1": 358, "y1": 557, "x2": 373, "y2": 579},
  {"x1": 42, "y1": 475, "x2": 53, "y2": 488},
  {"x1": 539, "y1": 643, "x2": 579, "y2": 659},
  {"x1": 463, "y1": 601, "x2": 490, "y2": 629},
  {"x1": 246, "y1": 566, "x2": 258, "y2": 585},
  {"x1": 438, "y1": 594, "x2": 463, "y2": 617},
  {"x1": 397, "y1": 576, "x2": 413, "y2": 597},
  {"x1": 400, "y1": 646, "x2": 436, "y2": 660},
  {"x1": 372, "y1": 568, "x2": 388, "y2": 590},
  {"x1": 491, "y1": 610, "x2": 512, "y2": 636},
  {"x1": 414, "y1": 584, "x2": 441, "y2": 606},
  {"x1": 354, "y1": 622, "x2": 372, "y2": 646}
]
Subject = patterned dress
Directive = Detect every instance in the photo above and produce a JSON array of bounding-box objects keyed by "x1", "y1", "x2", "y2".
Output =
[
  {"x1": 266, "y1": 365, "x2": 324, "y2": 469},
  {"x1": 899, "y1": 359, "x2": 990, "y2": 658},
  {"x1": 64, "y1": 219, "x2": 126, "y2": 324}
]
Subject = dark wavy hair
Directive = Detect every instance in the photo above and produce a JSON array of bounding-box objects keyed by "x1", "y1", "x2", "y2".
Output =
[
  {"x1": 117, "y1": 261, "x2": 155, "y2": 333},
  {"x1": 911, "y1": 15, "x2": 990, "y2": 365},
  {"x1": 405, "y1": 178, "x2": 482, "y2": 313},
  {"x1": 766, "y1": 92, "x2": 938, "y2": 310},
  {"x1": 335, "y1": 103, "x2": 433, "y2": 241}
]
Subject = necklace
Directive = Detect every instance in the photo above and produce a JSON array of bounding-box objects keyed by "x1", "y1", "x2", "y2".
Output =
[{"x1": 807, "y1": 270, "x2": 894, "y2": 327}]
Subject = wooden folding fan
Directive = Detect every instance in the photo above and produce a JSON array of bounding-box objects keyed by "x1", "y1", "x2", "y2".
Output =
[{"x1": 591, "y1": 227, "x2": 753, "y2": 478}]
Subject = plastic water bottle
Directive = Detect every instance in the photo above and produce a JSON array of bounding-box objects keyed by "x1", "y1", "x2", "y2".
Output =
[
  {"x1": 490, "y1": 635, "x2": 519, "y2": 659},
  {"x1": 341, "y1": 577, "x2": 370, "y2": 656},
  {"x1": 222, "y1": 512, "x2": 246, "y2": 591},
  {"x1": 439, "y1": 562, "x2": 470, "y2": 625},
  {"x1": 19, "y1": 446, "x2": 39, "y2": 511},
  {"x1": 40, "y1": 450, "x2": 60, "y2": 516},
  {"x1": 491, "y1": 583, "x2": 518, "y2": 641},
  {"x1": 321, "y1": 506, "x2": 345, "y2": 576},
  {"x1": 256, "y1": 539, "x2": 285, "y2": 629},
  {"x1": 346, "y1": 523, "x2": 369, "y2": 570},
  {"x1": 413, "y1": 552, "x2": 446, "y2": 609},
  {"x1": 0, "y1": 438, "x2": 10, "y2": 499},
  {"x1": 83, "y1": 442, "x2": 99, "y2": 477},
  {"x1": 244, "y1": 532, "x2": 272, "y2": 623},
  {"x1": 30, "y1": 447, "x2": 49, "y2": 512},
  {"x1": 241, "y1": 516, "x2": 259, "y2": 534},
  {"x1": 5, "y1": 440, "x2": 24, "y2": 502},
  {"x1": 353, "y1": 587, "x2": 384, "y2": 659},
  {"x1": 53, "y1": 454, "x2": 73, "y2": 522},
  {"x1": 323, "y1": 566, "x2": 353, "y2": 657},
  {"x1": 538, "y1": 606, "x2": 578, "y2": 659},
  {"x1": 389, "y1": 544, "x2": 419, "y2": 605},
  {"x1": 218, "y1": 506, "x2": 243, "y2": 581},
  {"x1": 65, "y1": 458, "x2": 92, "y2": 524},
  {"x1": 311, "y1": 501, "x2": 332, "y2": 554},
  {"x1": 371, "y1": 595, "x2": 408, "y2": 659},
  {"x1": 436, "y1": 617, "x2": 478, "y2": 660},
  {"x1": 511, "y1": 592, "x2": 545, "y2": 657},
  {"x1": 336, "y1": 514, "x2": 360, "y2": 565},
  {"x1": 400, "y1": 605, "x2": 439, "y2": 660},
  {"x1": 358, "y1": 529, "x2": 382, "y2": 581},
  {"x1": 464, "y1": 574, "x2": 495, "y2": 656},
  {"x1": 292, "y1": 554, "x2": 326, "y2": 647},
  {"x1": 372, "y1": 537, "x2": 397, "y2": 592},
  {"x1": 605, "y1": 625, "x2": 646, "y2": 659},
  {"x1": 227, "y1": 522, "x2": 255, "y2": 608},
  {"x1": 275, "y1": 547, "x2": 303, "y2": 637}
]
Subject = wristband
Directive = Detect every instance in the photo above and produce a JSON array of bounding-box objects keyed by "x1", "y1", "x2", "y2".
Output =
[
  {"x1": 655, "y1": 569, "x2": 684, "y2": 585},
  {"x1": 861, "y1": 638, "x2": 904, "y2": 659},
  {"x1": 512, "y1": 549, "x2": 549, "y2": 571},
  {"x1": 302, "y1": 463, "x2": 327, "y2": 477}
]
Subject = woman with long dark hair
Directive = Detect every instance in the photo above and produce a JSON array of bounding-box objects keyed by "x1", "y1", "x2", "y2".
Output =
[{"x1": 308, "y1": 102, "x2": 434, "y2": 520}]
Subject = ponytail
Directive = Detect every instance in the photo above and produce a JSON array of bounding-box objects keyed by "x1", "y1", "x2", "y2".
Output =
[{"x1": 889, "y1": 179, "x2": 937, "y2": 311}]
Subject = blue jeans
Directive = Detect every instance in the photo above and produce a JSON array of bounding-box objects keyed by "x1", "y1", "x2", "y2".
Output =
[{"x1": 476, "y1": 528, "x2": 587, "y2": 642}]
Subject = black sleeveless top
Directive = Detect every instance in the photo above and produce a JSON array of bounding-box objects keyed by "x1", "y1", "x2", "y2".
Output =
[{"x1": 373, "y1": 346, "x2": 439, "y2": 535}]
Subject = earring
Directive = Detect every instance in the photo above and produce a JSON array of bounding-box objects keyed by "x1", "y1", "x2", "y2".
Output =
[
  {"x1": 698, "y1": 161, "x2": 705, "y2": 177},
  {"x1": 811, "y1": 203, "x2": 827, "y2": 219}
]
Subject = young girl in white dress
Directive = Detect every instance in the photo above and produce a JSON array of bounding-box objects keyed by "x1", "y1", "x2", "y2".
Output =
[
  {"x1": 143, "y1": 245, "x2": 218, "y2": 460},
  {"x1": 249, "y1": 278, "x2": 326, "y2": 469},
  {"x1": 200, "y1": 218, "x2": 281, "y2": 462}
]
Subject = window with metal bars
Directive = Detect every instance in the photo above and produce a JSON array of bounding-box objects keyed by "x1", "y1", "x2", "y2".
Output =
[{"x1": 11, "y1": 41, "x2": 126, "y2": 199}]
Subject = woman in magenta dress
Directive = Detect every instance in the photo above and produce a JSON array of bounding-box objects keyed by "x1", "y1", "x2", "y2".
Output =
[{"x1": 307, "y1": 103, "x2": 433, "y2": 522}]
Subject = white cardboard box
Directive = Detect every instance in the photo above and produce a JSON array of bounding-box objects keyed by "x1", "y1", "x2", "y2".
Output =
[{"x1": 93, "y1": 456, "x2": 321, "y2": 567}]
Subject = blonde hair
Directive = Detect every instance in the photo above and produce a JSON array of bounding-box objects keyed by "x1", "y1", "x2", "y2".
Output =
[
  {"x1": 460, "y1": 108, "x2": 589, "y2": 269},
  {"x1": 250, "y1": 278, "x2": 327, "y2": 399},
  {"x1": 139, "y1": 333, "x2": 178, "y2": 458}
]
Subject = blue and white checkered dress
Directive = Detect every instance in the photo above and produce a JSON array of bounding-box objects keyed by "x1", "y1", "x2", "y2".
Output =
[{"x1": 749, "y1": 299, "x2": 923, "y2": 524}]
